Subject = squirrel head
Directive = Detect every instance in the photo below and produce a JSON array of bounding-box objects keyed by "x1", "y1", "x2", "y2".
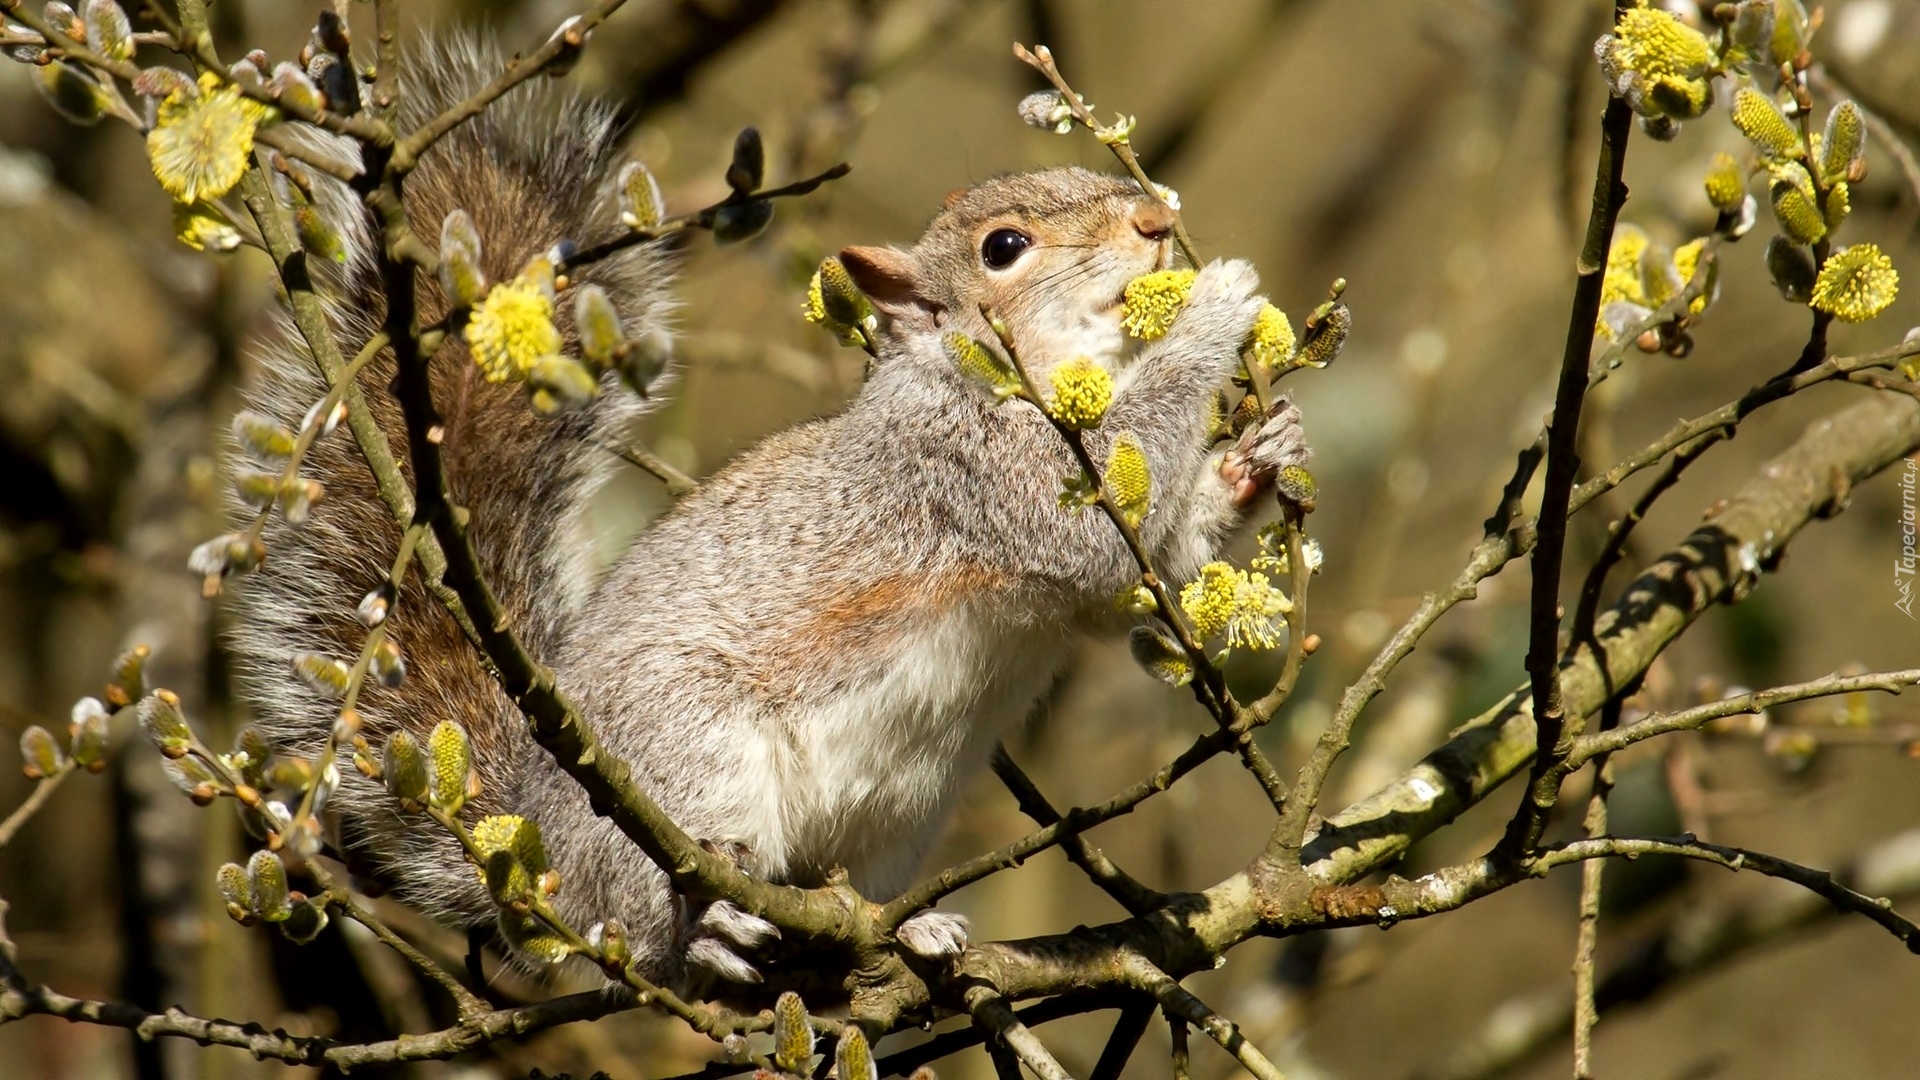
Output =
[{"x1": 839, "y1": 167, "x2": 1175, "y2": 366}]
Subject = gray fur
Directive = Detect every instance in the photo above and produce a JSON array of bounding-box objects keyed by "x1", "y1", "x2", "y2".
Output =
[{"x1": 228, "y1": 35, "x2": 1305, "y2": 992}]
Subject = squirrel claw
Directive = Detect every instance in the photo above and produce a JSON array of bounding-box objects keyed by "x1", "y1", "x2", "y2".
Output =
[
  {"x1": 697, "y1": 900, "x2": 780, "y2": 948},
  {"x1": 896, "y1": 910, "x2": 971, "y2": 960},
  {"x1": 686, "y1": 936, "x2": 763, "y2": 984}
]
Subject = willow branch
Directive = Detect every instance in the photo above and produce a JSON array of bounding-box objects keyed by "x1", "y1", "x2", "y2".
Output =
[{"x1": 1510, "y1": 46, "x2": 1635, "y2": 858}]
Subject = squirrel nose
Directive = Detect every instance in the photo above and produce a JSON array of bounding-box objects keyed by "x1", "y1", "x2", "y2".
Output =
[{"x1": 1132, "y1": 202, "x2": 1175, "y2": 242}]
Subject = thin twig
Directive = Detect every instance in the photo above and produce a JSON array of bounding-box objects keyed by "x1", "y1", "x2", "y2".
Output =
[
  {"x1": 965, "y1": 986, "x2": 1078, "y2": 1080},
  {"x1": 1010, "y1": 41, "x2": 1272, "y2": 413},
  {"x1": 0, "y1": 769, "x2": 71, "y2": 849},
  {"x1": 991, "y1": 746, "x2": 1166, "y2": 915},
  {"x1": 1567, "y1": 668, "x2": 1920, "y2": 767},
  {"x1": 1122, "y1": 954, "x2": 1287, "y2": 1080},
  {"x1": 603, "y1": 440, "x2": 698, "y2": 496},
  {"x1": 391, "y1": 0, "x2": 633, "y2": 172},
  {"x1": 1570, "y1": 701, "x2": 1620, "y2": 1080}
]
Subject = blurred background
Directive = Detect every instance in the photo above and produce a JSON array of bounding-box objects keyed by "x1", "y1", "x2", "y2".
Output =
[{"x1": 3, "y1": 1, "x2": 1920, "y2": 1077}]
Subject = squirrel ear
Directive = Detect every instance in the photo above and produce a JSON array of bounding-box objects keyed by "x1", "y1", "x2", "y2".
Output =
[{"x1": 839, "y1": 245, "x2": 939, "y2": 332}]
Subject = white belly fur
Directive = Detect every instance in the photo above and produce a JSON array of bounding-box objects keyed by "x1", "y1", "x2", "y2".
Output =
[{"x1": 738, "y1": 609, "x2": 1068, "y2": 885}]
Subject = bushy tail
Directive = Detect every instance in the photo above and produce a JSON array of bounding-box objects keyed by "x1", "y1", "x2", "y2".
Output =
[{"x1": 227, "y1": 35, "x2": 670, "y2": 922}]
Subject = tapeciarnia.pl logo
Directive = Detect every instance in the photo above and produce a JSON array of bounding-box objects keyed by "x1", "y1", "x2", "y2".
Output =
[{"x1": 1898, "y1": 455, "x2": 1917, "y2": 619}]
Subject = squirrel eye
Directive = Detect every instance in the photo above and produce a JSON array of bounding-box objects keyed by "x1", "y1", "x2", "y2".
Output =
[{"x1": 980, "y1": 228, "x2": 1031, "y2": 270}]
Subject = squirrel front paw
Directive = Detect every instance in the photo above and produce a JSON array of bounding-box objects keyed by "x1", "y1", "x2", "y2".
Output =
[
  {"x1": 1221, "y1": 395, "x2": 1310, "y2": 508},
  {"x1": 1172, "y1": 259, "x2": 1266, "y2": 352},
  {"x1": 895, "y1": 909, "x2": 971, "y2": 961}
]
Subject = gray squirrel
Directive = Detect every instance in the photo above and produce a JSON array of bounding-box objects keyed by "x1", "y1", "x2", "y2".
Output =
[{"x1": 229, "y1": 36, "x2": 1309, "y2": 990}]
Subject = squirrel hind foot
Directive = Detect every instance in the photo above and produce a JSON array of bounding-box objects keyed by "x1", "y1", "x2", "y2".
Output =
[
  {"x1": 696, "y1": 899, "x2": 780, "y2": 948},
  {"x1": 895, "y1": 910, "x2": 971, "y2": 960},
  {"x1": 685, "y1": 935, "x2": 765, "y2": 985}
]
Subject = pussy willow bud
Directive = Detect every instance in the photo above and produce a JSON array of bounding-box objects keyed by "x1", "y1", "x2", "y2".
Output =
[
  {"x1": 1810, "y1": 243, "x2": 1901, "y2": 324},
  {"x1": 599, "y1": 918, "x2": 630, "y2": 967},
  {"x1": 83, "y1": 0, "x2": 134, "y2": 62},
  {"x1": 233, "y1": 469, "x2": 280, "y2": 509},
  {"x1": 139, "y1": 689, "x2": 191, "y2": 758},
  {"x1": 1768, "y1": 163, "x2": 1826, "y2": 245},
  {"x1": 836, "y1": 1028, "x2": 878, "y2": 1080},
  {"x1": 1116, "y1": 584, "x2": 1157, "y2": 616},
  {"x1": 19, "y1": 726, "x2": 64, "y2": 780},
  {"x1": 278, "y1": 478, "x2": 325, "y2": 526},
  {"x1": 529, "y1": 355, "x2": 601, "y2": 415},
  {"x1": 131, "y1": 66, "x2": 195, "y2": 99},
  {"x1": 575, "y1": 285, "x2": 626, "y2": 366},
  {"x1": 291, "y1": 652, "x2": 351, "y2": 699},
  {"x1": 295, "y1": 203, "x2": 346, "y2": 264},
  {"x1": 427, "y1": 720, "x2": 473, "y2": 813},
  {"x1": 315, "y1": 9, "x2": 350, "y2": 55},
  {"x1": 1293, "y1": 299, "x2": 1351, "y2": 370},
  {"x1": 1704, "y1": 151, "x2": 1746, "y2": 211},
  {"x1": 1769, "y1": 0, "x2": 1808, "y2": 66},
  {"x1": 1276, "y1": 464, "x2": 1317, "y2": 513},
  {"x1": 439, "y1": 209, "x2": 487, "y2": 308},
  {"x1": 227, "y1": 55, "x2": 265, "y2": 90},
  {"x1": 1104, "y1": 433, "x2": 1151, "y2": 529},
  {"x1": 1017, "y1": 89, "x2": 1074, "y2": 134},
  {"x1": 34, "y1": 62, "x2": 109, "y2": 126},
  {"x1": 619, "y1": 328, "x2": 673, "y2": 396},
  {"x1": 816, "y1": 256, "x2": 873, "y2": 332},
  {"x1": 107, "y1": 645, "x2": 149, "y2": 708},
  {"x1": 270, "y1": 62, "x2": 322, "y2": 116},
  {"x1": 1824, "y1": 180, "x2": 1851, "y2": 232},
  {"x1": 217, "y1": 861, "x2": 253, "y2": 923},
  {"x1": 1732, "y1": 88, "x2": 1803, "y2": 161},
  {"x1": 41, "y1": 2, "x2": 80, "y2": 40},
  {"x1": 301, "y1": 397, "x2": 348, "y2": 439},
  {"x1": 727, "y1": 126, "x2": 765, "y2": 194},
  {"x1": 69, "y1": 701, "x2": 109, "y2": 772},
  {"x1": 232, "y1": 407, "x2": 295, "y2": 457},
  {"x1": 383, "y1": 729, "x2": 428, "y2": 811},
  {"x1": 712, "y1": 199, "x2": 774, "y2": 245},
  {"x1": 280, "y1": 895, "x2": 330, "y2": 944},
  {"x1": 1728, "y1": 0, "x2": 1774, "y2": 57},
  {"x1": 722, "y1": 1032, "x2": 750, "y2": 1064},
  {"x1": 618, "y1": 161, "x2": 664, "y2": 232},
  {"x1": 188, "y1": 535, "x2": 235, "y2": 585},
  {"x1": 233, "y1": 724, "x2": 272, "y2": 786},
  {"x1": 943, "y1": 332, "x2": 1019, "y2": 398},
  {"x1": 266, "y1": 756, "x2": 313, "y2": 791},
  {"x1": 225, "y1": 535, "x2": 267, "y2": 580},
  {"x1": 371, "y1": 639, "x2": 406, "y2": 688},
  {"x1": 357, "y1": 584, "x2": 392, "y2": 628},
  {"x1": 1821, "y1": 100, "x2": 1865, "y2": 186},
  {"x1": 543, "y1": 15, "x2": 589, "y2": 76},
  {"x1": 1128, "y1": 625, "x2": 1193, "y2": 688},
  {"x1": 331, "y1": 708, "x2": 362, "y2": 746},
  {"x1": 1046, "y1": 357, "x2": 1114, "y2": 430},
  {"x1": 772, "y1": 991, "x2": 813, "y2": 1073},
  {"x1": 248, "y1": 849, "x2": 292, "y2": 922},
  {"x1": 473, "y1": 814, "x2": 549, "y2": 907}
]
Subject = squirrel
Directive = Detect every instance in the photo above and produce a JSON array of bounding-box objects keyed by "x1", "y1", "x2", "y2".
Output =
[{"x1": 228, "y1": 35, "x2": 1309, "y2": 991}]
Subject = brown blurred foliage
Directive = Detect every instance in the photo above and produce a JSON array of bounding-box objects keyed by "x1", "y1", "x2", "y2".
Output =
[{"x1": 2, "y1": 1, "x2": 1919, "y2": 1078}]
